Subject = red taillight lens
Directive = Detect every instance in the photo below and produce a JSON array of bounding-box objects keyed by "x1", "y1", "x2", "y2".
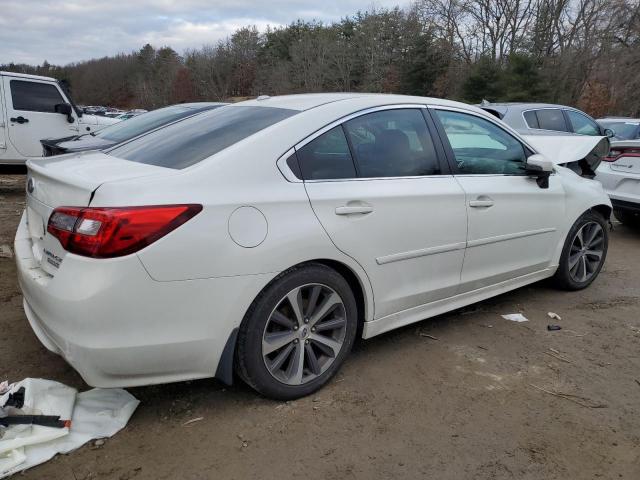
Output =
[
  {"x1": 603, "y1": 147, "x2": 640, "y2": 162},
  {"x1": 47, "y1": 204, "x2": 202, "y2": 258}
]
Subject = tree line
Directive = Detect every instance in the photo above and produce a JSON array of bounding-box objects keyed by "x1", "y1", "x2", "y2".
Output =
[{"x1": 3, "y1": 0, "x2": 639, "y2": 117}]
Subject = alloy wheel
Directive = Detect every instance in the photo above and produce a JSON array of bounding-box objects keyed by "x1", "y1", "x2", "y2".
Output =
[
  {"x1": 262, "y1": 283, "x2": 347, "y2": 386},
  {"x1": 568, "y1": 221, "x2": 605, "y2": 283}
]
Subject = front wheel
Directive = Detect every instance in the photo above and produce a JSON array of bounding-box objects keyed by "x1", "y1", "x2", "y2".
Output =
[
  {"x1": 236, "y1": 263, "x2": 358, "y2": 400},
  {"x1": 552, "y1": 211, "x2": 608, "y2": 290}
]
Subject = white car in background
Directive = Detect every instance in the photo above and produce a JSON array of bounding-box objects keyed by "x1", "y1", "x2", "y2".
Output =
[
  {"x1": 16, "y1": 94, "x2": 611, "y2": 400},
  {"x1": 0, "y1": 71, "x2": 120, "y2": 165},
  {"x1": 595, "y1": 117, "x2": 640, "y2": 226}
]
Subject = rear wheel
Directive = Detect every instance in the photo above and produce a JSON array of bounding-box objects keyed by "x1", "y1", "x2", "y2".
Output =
[
  {"x1": 236, "y1": 263, "x2": 358, "y2": 400},
  {"x1": 552, "y1": 211, "x2": 608, "y2": 290},
  {"x1": 614, "y1": 208, "x2": 640, "y2": 227}
]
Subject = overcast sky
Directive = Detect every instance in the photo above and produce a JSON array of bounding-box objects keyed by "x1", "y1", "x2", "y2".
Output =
[{"x1": 0, "y1": 0, "x2": 411, "y2": 66}]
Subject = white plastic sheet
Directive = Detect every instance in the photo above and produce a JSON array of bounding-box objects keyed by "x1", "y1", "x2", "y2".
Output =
[{"x1": 0, "y1": 379, "x2": 138, "y2": 478}]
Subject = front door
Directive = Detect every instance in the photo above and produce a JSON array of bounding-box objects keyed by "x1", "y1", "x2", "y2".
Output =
[
  {"x1": 3, "y1": 77, "x2": 78, "y2": 157},
  {"x1": 299, "y1": 107, "x2": 468, "y2": 320},
  {"x1": 431, "y1": 108, "x2": 566, "y2": 293}
]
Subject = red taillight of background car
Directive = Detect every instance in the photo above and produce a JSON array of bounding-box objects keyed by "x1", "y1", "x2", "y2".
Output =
[
  {"x1": 603, "y1": 147, "x2": 640, "y2": 162},
  {"x1": 47, "y1": 204, "x2": 202, "y2": 258}
]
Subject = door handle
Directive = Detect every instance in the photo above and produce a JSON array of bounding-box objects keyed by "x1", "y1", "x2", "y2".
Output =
[
  {"x1": 335, "y1": 205, "x2": 374, "y2": 215},
  {"x1": 469, "y1": 198, "x2": 494, "y2": 208},
  {"x1": 10, "y1": 116, "x2": 29, "y2": 124}
]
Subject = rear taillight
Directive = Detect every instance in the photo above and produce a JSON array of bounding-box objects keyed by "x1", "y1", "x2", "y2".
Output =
[
  {"x1": 47, "y1": 204, "x2": 202, "y2": 258},
  {"x1": 603, "y1": 147, "x2": 640, "y2": 162}
]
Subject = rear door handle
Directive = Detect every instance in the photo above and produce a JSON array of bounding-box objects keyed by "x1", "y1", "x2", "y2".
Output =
[
  {"x1": 469, "y1": 198, "x2": 494, "y2": 208},
  {"x1": 10, "y1": 116, "x2": 29, "y2": 124},
  {"x1": 335, "y1": 205, "x2": 374, "y2": 215}
]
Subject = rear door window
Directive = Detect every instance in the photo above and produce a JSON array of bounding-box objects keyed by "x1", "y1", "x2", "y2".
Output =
[
  {"x1": 10, "y1": 80, "x2": 64, "y2": 113},
  {"x1": 532, "y1": 109, "x2": 569, "y2": 132},
  {"x1": 296, "y1": 126, "x2": 357, "y2": 180},
  {"x1": 108, "y1": 106, "x2": 297, "y2": 169},
  {"x1": 343, "y1": 109, "x2": 441, "y2": 177}
]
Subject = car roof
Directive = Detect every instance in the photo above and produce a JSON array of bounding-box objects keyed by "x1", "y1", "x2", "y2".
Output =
[
  {"x1": 0, "y1": 70, "x2": 57, "y2": 82},
  {"x1": 234, "y1": 93, "x2": 488, "y2": 114}
]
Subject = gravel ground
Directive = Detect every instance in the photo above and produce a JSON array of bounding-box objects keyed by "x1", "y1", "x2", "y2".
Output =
[{"x1": 1, "y1": 173, "x2": 639, "y2": 479}]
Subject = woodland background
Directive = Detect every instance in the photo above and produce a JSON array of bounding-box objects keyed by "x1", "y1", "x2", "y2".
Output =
[{"x1": 2, "y1": 0, "x2": 639, "y2": 116}]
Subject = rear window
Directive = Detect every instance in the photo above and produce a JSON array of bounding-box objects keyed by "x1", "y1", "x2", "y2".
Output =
[
  {"x1": 108, "y1": 106, "x2": 297, "y2": 169},
  {"x1": 96, "y1": 105, "x2": 219, "y2": 143}
]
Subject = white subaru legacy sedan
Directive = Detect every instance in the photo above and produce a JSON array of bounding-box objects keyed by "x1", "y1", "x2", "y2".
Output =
[{"x1": 16, "y1": 94, "x2": 611, "y2": 399}]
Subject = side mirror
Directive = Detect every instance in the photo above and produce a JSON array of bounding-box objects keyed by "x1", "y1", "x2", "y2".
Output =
[
  {"x1": 54, "y1": 103, "x2": 74, "y2": 123},
  {"x1": 603, "y1": 128, "x2": 615, "y2": 138},
  {"x1": 525, "y1": 154, "x2": 554, "y2": 189}
]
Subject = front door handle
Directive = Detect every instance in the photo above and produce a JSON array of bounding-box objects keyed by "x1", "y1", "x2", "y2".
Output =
[
  {"x1": 10, "y1": 116, "x2": 29, "y2": 124},
  {"x1": 335, "y1": 205, "x2": 374, "y2": 215},
  {"x1": 469, "y1": 198, "x2": 494, "y2": 208}
]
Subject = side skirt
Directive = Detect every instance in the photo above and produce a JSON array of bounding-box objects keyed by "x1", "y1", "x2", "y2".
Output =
[{"x1": 362, "y1": 267, "x2": 557, "y2": 339}]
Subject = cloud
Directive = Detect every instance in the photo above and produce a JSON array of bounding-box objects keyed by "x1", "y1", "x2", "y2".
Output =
[{"x1": 0, "y1": 0, "x2": 410, "y2": 65}]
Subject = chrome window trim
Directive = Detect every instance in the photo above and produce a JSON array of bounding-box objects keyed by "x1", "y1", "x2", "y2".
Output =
[{"x1": 276, "y1": 148, "x2": 301, "y2": 183}]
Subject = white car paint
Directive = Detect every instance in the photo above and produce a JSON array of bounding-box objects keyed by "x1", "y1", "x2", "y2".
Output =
[
  {"x1": 0, "y1": 71, "x2": 119, "y2": 165},
  {"x1": 15, "y1": 93, "x2": 611, "y2": 390}
]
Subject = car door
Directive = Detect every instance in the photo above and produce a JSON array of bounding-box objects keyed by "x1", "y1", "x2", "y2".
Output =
[
  {"x1": 431, "y1": 107, "x2": 566, "y2": 293},
  {"x1": 3, "y1": 77, "x2": 79, "y2": 157},
  {"x1": 298, "y1": 106, "x2": 468, "y2": 320}
]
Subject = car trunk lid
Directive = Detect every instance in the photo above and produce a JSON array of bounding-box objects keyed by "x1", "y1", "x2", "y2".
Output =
[{"x1": 25, "y1": 151, "x2": 172, "y2": 274}]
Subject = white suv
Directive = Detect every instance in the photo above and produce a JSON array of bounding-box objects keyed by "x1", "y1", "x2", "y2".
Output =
[{"x1": 0, "y1": 71, "x2": 119, "y2": 166}]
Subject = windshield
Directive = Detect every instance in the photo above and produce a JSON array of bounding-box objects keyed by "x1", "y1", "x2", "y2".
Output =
[
  {"x1": 95, "y1": 105, "x2": 217, "y2": 143},
  {"x1": 107, "y1": 106, "x2": 297, "y2": 169},
  {"x1": 599, "y1": 120, "x2": 640, "y2": 140}
]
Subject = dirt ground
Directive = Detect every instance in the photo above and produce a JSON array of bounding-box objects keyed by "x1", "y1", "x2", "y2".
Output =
[{"x1": 1, "y1": 172, "x2": 639, "y2": 480}]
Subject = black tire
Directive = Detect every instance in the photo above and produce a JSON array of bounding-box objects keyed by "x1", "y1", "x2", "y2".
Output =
[
  {"x1": 552, "y1": 210, "x2": 608, "y2": 291},
  {"x1": 614, "y1": 208, "x2": 640, "y2": 227},
  {"x1": 236, "y1": 263, "x2": 358, "y2": 400}
]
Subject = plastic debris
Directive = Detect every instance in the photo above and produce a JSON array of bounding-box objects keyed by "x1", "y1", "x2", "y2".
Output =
[
  {"x1": 501, "y1": 313, "x2": 529, "y2": 323},
  {"x1": 0, "y1": 378, "x2": 138, "y2": 478},
  {"x1": 547, "y1": 325, "x2": 562, "y2": 331},
  {"x1": 547, "y1": 312, "x2": 562, "y2": 321}
]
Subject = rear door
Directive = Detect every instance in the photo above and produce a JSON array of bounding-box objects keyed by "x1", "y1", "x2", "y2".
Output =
[
  {"x1": 299, "y1": 106, "x2": 468, "y2": 320},
  {"x1": 3, "y1": 77, "x2": 79, "y2": 157},
  {"x1": 431, "y1": 107, "x2": 566, "y2": 292}
]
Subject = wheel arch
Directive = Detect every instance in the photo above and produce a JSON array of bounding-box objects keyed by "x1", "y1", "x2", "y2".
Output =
[
  {"x1": 218, "y1": 258, "x2": 372, "y2": 386},
  {"x1": 590, "y1": 203, "x2": 612, "y2": 221}
]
